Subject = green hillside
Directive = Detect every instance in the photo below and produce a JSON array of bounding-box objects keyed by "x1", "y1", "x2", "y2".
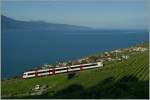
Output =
[{"x1": 1, "y1": 43, "x2": 149, "y2": 99}]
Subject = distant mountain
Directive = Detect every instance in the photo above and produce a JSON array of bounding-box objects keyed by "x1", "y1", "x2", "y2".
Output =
[{"x1": 1, "y1": 15, "x2": 92, "y2": 31}]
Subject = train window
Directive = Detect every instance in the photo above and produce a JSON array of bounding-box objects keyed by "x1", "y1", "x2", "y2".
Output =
[
  {"x1": 23, "y1": 73, "x2": 27, "y2": 76},
  {"x1": 27, "y1": 73, "x2": 35, "y2": 75},
  {"x1": 84, "y1": 64, "x2": 98, "y2": 67},
  {"x1": 69, "y1": 66, "x2": 80, "y2": 69},
  {"x1": 38, "y1": 70, "x2": 50, "y2": 74},
  {"x1": 56, "y1": 68, "x2": 68, "y2": 71}
]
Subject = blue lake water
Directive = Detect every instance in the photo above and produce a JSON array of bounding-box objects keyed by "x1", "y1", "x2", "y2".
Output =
[{"x1": 1, "y1": 30, "x2": 149, "y2": 79}]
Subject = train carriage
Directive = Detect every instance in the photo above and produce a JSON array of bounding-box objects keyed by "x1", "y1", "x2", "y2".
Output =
[{"x1": 22, "y1": 62, "x2": 103, "y2": 79}]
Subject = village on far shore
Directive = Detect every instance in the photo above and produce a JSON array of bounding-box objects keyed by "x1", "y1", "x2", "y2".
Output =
[{"x1": 30, "y1": 44, "x2": 148, "y2": 71}]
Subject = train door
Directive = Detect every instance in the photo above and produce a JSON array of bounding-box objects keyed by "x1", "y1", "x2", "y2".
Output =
[
  {"x1": 52, "y1": 68, "x2": 56, "y2": 75},
  {"x1": 80, "y1": 64, "x2": 84, "y2": 71},
  {"x1": 35, "y1": 70, "x2": 38, "y2": 77}
]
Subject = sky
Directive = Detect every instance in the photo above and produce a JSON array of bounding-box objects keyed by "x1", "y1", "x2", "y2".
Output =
[{"x1": 1, "y1": 0, "x2": 149, "y2": 29}]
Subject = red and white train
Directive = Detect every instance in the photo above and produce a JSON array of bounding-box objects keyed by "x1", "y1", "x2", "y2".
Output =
[{"x1": 22, "y1": 62, "x2": 103, "y2": 79}]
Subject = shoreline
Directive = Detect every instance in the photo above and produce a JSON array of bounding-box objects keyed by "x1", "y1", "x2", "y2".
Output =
[{"x1": 2, "y1": 41, "x2": 148, "y2": 80}]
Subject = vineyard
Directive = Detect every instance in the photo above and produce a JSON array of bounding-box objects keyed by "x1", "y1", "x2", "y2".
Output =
[{"x1": 1, "y1": 45, "x2": 149, "y2": 99}]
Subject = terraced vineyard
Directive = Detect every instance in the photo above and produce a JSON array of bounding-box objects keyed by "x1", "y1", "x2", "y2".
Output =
[{"x1": 1, "y1": 47, "x2": 149, "y2": 99}]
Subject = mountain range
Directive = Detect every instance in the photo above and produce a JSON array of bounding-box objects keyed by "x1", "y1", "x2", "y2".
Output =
[{"x1": 1, "y1": 15, "x2": 92, "y2": 31}]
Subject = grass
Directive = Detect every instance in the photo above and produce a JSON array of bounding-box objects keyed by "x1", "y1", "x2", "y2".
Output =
[{"x1": 1, "y1": 46, "x2": 149, "y2": 99}]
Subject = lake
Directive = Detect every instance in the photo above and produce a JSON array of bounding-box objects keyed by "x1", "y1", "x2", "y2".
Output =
[{"x1": 1, "y1": 30, "x2": 149, "y2": 79}]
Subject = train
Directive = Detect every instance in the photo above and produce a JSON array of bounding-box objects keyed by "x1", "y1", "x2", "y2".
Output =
[{"x1": 22, "y1": 62, "x2": 103, "y2": 79}]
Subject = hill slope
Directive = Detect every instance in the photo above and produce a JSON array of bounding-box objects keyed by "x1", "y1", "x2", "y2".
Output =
[
  {"x1": 1, "y1": 46, "x2": 149, "y2": 99},
  {"x1": 1, "y1": 15, "x2": 92, "y2": 31}
]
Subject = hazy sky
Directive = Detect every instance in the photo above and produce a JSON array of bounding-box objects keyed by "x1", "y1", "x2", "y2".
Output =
[{"x1": 2, "y1": 0, "x2": 148, "y2": 29}]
